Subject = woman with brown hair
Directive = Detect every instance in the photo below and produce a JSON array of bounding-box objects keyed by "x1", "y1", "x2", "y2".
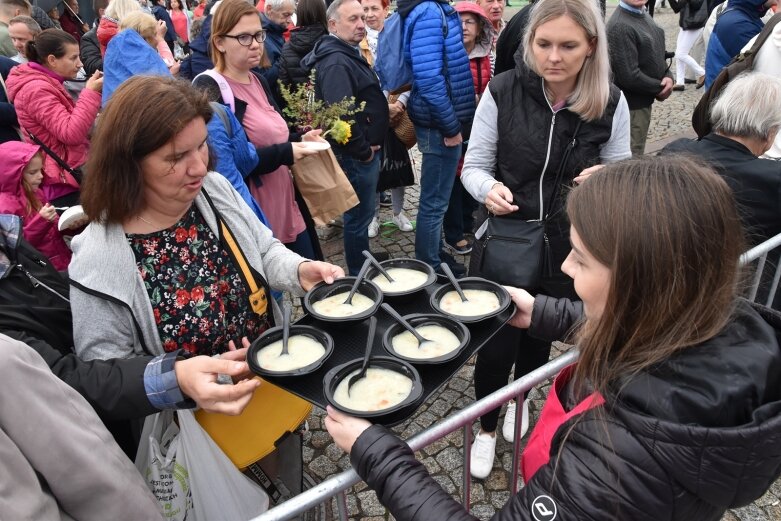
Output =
[
  {"x1": 193, "y1": 0, "x2": 325, "y2": 261},
  {"x1": 68, "y1": 75, "x2": 343, "y2": 361},
  {"x1": 326, "y1": 155, "x2": 781, "y2": 520}
]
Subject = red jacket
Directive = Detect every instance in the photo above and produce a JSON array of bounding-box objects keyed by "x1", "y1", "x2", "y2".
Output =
[
  {"x1": 6, "y1": 63, "x2": 101, "y2": 202},
  {"x1": 97, "y1": 17, "x2": 119, "y2": 55},
  {"x1": 0, "y1": 141, "x2": 72, "y2": 271},
  {"x1": 470, "y1": 55, "x2": 491, "y2": 97}
]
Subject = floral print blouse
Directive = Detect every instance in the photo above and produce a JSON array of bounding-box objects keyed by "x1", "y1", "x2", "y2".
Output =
[{"x1": 127, "y1": 205, "x2": 269, "y2": 356}]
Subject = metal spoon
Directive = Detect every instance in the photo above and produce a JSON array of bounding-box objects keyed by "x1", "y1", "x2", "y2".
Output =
[
  {"x1": 279, "y1": 302, "x2": 291, "y2": 357},
  {"x1": 343, "y1": 258, "x2": 371, "y2": 305},
  {"x1": 362, "y1": 250, "x2": 394, "y2": 283},
  {"x1": 381, "y1": 303, "x2": 435, "y2": 350},
  {"x1": 440, "y1": 263, "x2": 468, "y2": 302},
  {"x1": 347, "y1": 316, "x2": 377, "y2": 396}
]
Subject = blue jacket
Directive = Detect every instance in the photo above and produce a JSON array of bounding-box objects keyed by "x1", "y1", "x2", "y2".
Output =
[
  {"x1": 402, "y1": 0, "x2": 475, "y2": 138},
  {"x1": 0, "y1": 56, "x2": 19, "y2": 144},
  {"x1": 206, "y1": 103, "x2": 270, "y2": 228},
  {"x1": 151, "y1": 4, "x2": 177, "y2": 44},
  {"x1": 704, "y1": 0, "x2": 768, "y2": 88},
  {"x1": 102, "y1": 30, "x2": 171, "y2": 106},
  {"x1": 179, "y1": 15, "x2": 214, "y2": 80}
]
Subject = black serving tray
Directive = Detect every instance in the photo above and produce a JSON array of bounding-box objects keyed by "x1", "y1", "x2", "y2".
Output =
[{"x1": 261, "y1": 276, "x2": 515, "y2": 426}]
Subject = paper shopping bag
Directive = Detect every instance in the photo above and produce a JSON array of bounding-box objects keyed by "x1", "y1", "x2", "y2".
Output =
[{"x1": 291, "y1": 148, "x2": 359, "y2": 226}]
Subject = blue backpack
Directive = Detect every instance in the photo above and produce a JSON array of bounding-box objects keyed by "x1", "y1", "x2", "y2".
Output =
[{"x1": 375, "y1": 4, "x2": 448, "y2": 95}]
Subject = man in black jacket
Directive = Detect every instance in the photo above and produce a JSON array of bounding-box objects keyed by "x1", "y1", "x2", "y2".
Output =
[
  {"x1": 0, "y1": 214, "x2": 260, "y2": 456},
  {"x1": 301, "y1": 0, "x2": 389, "y2": 275},
  {"x1": 80, "y1": 25, "x2": 103, "y2": 76},
  {"x1": 0, "y1": 54, "x2": 19, "y2": 144}
]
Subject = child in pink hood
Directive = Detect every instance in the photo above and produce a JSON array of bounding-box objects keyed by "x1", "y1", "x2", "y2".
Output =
[{"x1": 0, "y1": 141, "x2": 72, "y2": 271}]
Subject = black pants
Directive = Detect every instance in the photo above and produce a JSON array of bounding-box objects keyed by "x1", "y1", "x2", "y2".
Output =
[{"x1": 474, "y1": 266, "x2": 577, "y2": 433}]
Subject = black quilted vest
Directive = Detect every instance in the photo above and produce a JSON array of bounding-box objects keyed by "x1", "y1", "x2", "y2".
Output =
[{"x1": 489, "y1": 65, "x2": 620, "y2": 242}]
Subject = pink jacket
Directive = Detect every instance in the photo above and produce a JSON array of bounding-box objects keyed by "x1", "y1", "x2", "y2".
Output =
[
  {"x1": 0, "y1": 142, "x2": 72, "y2": 271},
  {"x1": 6, "y1": 63, "x2": 101, "y2": 202}
]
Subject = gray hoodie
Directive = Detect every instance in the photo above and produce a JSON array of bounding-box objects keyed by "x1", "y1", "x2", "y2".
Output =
[{"x1": 69, "y1": 173, "x2": 306, "y2": 361}]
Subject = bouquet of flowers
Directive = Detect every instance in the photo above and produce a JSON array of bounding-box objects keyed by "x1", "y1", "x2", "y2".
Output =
[{"x1": 279, "y1": 70, "x2": 366, "y2": 145}]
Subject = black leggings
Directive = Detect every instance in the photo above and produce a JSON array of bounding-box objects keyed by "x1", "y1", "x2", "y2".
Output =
[{"x1": 474, "y1": 272, "x2": 577, "y2": 433}]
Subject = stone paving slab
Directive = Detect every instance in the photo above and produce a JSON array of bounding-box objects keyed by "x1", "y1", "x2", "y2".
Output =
[{"x1": 280, "y1": 6, "x2": 780, "y2": 519}]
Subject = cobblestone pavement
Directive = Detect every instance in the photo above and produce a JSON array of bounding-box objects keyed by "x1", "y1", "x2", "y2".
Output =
[{"x1": 278, "y1": 6, "x2": 781, "y2": 520}]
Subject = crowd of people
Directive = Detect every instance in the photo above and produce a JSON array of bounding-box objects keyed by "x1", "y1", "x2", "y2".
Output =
[{"x1": 0, "y1": 0, "x2": 780, "y2": 517}]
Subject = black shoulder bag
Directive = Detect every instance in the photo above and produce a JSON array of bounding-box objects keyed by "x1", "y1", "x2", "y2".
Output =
[
  {"x1": 27, "y1": 131, "x2": 84, "y2": 184},
  {"x1": 470, "y1": 121, "x2": 582, "y2": 289}
]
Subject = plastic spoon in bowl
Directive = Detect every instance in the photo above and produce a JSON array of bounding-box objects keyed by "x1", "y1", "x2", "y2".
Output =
[
  {"x1": 279, "y1": 302, "x2": 291, "y2": 357},
  {"x1": 362, "y1": 250, "x2": 394, "y2": 283},
  {"x1": 343, "y1": 258, "x2": 371, "y2": 305},
  {"x1": 347, "y1": 316, "x2": 377, "y2": 396},
  {"x1": 440, "y1": 263, "x2": 468, "y2": 302},
  {"x1": 381, "y1": 303, "x2": 435, "y2": 350}
]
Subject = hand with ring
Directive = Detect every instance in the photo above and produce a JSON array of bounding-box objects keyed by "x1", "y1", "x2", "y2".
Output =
[{"x1": 485, "y1": 183, "x2": 518, "y2": 216}]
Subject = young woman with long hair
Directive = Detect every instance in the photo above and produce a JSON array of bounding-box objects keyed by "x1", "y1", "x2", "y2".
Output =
[{"x1": 326, "y1": 156, "x2": 781, "y2": 520}]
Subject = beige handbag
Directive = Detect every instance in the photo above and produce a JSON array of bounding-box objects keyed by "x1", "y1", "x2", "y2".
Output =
[{"x1": 388, "y1": 93, "x2": 417, "y2": 149}]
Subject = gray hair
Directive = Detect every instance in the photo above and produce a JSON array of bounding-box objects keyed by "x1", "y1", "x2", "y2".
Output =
[
  {"x1": 326, "y1": 0, "x2": 350, "y2": 22},
  {"x1": 711, "y1": 72, "x2": 781, "y2": 141},
  {"x1": 266, "y1": 0, "x2": 294, "y2": 11},
  {"x1": 8, "y1": 14, "x2": 40, "y2": 34}
]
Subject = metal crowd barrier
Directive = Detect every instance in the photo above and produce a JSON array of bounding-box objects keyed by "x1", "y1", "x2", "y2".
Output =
[
  {"x1": 741, "y1": 232, "x2": 781, "y2": 307},
  {"x1": 254, "y1": 349, "x2": 580, "y2": 521},
  {"x1": 254, "y1": 233, "x2": 781, "y2": 521}
]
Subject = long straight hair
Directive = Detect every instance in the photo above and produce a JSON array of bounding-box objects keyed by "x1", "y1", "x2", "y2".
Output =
[
  {"x1": 21, "y1": 152, "x2": 44, "y2": 214},
  {"x1": 566, "y1": 157, "x2": 745, "y2": 399},
  {"x1": 522, "y1": 0, "x2": 611, "y2": 121}
]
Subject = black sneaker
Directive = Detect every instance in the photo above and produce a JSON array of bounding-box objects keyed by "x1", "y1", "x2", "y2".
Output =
[
  {"x1": 438, "y1": 251, "x2": 467, "y2": 278},
  {"x1": 379, "y1": 191, "x2": 392, "y2": 207}
]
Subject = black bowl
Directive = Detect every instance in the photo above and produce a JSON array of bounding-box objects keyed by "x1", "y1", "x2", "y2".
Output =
[
  {"x1": 429, "y1": 277, "x2": 512, "y2": 323},
  {"x1": 382, "y1": 313, "x2": 471, "y2": 365},
  {"x1": 365, "y1": 258, "x2": 436, "y2": 302},
  {"x1": 247, "y1": 325, "x2": 334, "y2": 377},
  {"x1": 323, "y1": 356, "x2": 424, "y2": 418},
  {"x1": 303, "y1": 277, "x2": 383, "y2": 323}
]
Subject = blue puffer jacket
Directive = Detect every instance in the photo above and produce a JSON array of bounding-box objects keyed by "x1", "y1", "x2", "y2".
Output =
[
  {"x1": 704, "y1": 0, "x2": 768, "y2": 88},
  {"x1": 206, "y1": 103, "x2": 270, "y2": 229},
  {"x1": 403, "y1": 0, "x2": 475, "y2": 138}
]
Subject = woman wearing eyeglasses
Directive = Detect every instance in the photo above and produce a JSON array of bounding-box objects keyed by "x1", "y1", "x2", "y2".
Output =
[{"x1": 193, "y1": 0, "x2": 325, "y2": 261}]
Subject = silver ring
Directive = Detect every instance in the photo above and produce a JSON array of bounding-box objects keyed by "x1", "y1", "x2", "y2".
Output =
[{"x1": 488, "y1": 202, "x2": 494, "y2": 212}]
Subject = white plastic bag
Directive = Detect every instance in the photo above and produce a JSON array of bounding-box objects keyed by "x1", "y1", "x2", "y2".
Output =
[
  {"x1": 177, "y1": 409, "x2": 269, "y2": 519},
  {"x1": 135, "y1": 410, "x2": 194, "y2": 521}
]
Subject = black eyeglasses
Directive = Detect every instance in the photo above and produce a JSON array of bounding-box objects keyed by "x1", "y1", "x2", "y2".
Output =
[{"x1": 223, "y1": 30, "x2": 266, "y2": 46}]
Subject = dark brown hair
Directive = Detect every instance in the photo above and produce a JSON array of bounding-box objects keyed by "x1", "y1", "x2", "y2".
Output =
[
  {"x1": 81, "y1": 76, "x2": 213, "y2": 224},
  {"x1": 566, "y1": 156, "x2": 745, "y2": 399},
  {"x1": 25, "y1": 28, "x2": 77, "y2": 66},
  {"x1": 297, "y1": 0, "x2": 327, "y2": 29},
  {"x1": 210, "y1": 0, "x2": 270, "y2": 72}
]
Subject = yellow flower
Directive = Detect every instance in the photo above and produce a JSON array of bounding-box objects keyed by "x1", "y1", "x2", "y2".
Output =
[{"x1": 328, "y1": 120, "x2": 352, "y2": 145}]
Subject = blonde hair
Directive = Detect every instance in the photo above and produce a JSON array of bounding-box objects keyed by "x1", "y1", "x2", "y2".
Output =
[
  {"x1": 105, "y1": 0, "x2": 141, "y2": 20},
  {"x1": 522, "y1": 0, "x2": 611, "y2": 121},
  {"x1": 119, "y1": 11, "x2": 158, "y2": 47}
]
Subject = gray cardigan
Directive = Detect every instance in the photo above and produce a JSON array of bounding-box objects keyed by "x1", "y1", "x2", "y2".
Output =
[{"x1": 70, "y1": 173, "x2": 307, "y2": 361}]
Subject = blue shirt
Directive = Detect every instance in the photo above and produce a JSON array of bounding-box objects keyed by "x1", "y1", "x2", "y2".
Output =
[{"x1": 619, "y1": 1, "x2": 647, "y2": 14}]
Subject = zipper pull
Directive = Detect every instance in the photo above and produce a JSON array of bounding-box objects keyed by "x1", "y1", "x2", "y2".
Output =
[
  {"x1": 16, "y1": 264, "x2": 40, "y2": 288},
  {"x1": 543, "y1": 234, "x2": 553, "y2": 276}
]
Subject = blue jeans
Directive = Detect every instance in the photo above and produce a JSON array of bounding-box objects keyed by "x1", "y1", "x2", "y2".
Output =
[
  {"x1": 443, "y1": 174, "x2": 478, "y2": 245},
  {"x1": 337, "y1": 153, "x2": 381, "y2": 275},
  {"x1": 414, "y1": 126, "x2": 462, "y2": 269}
]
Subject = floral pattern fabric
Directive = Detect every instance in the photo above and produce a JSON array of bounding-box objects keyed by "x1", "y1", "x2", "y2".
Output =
[{"x1": 128, "y1": 205, "x2": 268, "y2": 356}]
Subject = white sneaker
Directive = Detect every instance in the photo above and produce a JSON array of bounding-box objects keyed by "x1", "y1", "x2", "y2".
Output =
[
  {"x1": 368, "y1": 217, "x2": 379, "y2": 238},
  {"x1": 502, "y1": 400, "x2": 530, "y2": 443},
  {"x1": 469, "y1": 431, "x2": 497, "y2": 479},
  {"x1": 392, "y1": 212, "x2": 414, "y2": 232}
]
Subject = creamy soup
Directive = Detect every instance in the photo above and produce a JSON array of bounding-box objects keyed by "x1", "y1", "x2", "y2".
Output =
[
  {"x1": 312, "y1": 292, "x2": 375, "y2": 317},
  {"x1": 256, "y1": 335, "x2": 326, "y2": 372},
  {"x1": 333, "y1": 367, "x2": 413, "y2": 412},
  {"x1": 439, "y1": 289, "x2": 500, "y2": 317},
  {"x1": 371, "y1": 268, "x2": 429, "y2": 293},
  {"x1": 391, "y1": 324, "x2": 461, "y2": 359}
]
